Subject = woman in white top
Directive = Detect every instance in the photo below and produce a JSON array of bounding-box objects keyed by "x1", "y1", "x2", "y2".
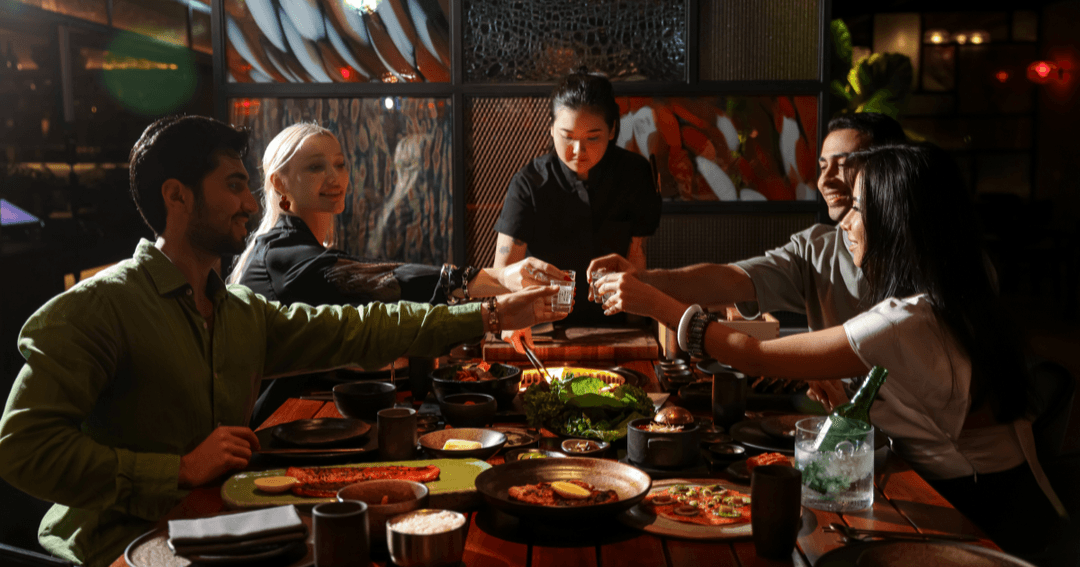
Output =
[{"x1": 595, "y1": 143, "x2": 1064, "y2": 557}]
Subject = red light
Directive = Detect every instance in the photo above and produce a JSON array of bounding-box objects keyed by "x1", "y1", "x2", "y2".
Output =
[
  {"x1": 995, "y1": 70, "x2": 1009, "y2": 83},
  {"x1": 242, "y1": 100, "x2": 250, "y2": 108},
  {"x1": 1027, "y1": 61, "x2": 1060, "y2": 83},
  {"x1": 340, "y1": 67, "x2": 351, "y2": 79}
]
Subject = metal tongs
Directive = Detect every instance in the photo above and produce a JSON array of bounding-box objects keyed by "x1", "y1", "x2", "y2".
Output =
[
  {"x1": 521, "y1": 343, "x2": 553, "y2": 383},
  {"x1": 824, "y1": 523, "x2": 979, "y2": 543}
]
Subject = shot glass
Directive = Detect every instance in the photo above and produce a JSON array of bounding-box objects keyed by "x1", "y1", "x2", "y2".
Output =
[
  {"x1": 552, "y1": 270, "x2": 575, "y2": 313},
  {"x1": 589, "y1": 268, "x2": 613, "y2": 304}
]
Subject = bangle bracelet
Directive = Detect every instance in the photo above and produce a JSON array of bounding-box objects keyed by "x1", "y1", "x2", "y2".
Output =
[
  {"x1": 677, "y1": 304, "x2": 704, "y2": 352},
  {"x1": 483, "y1": 297, "x2": 500, "y2": 333},
  {"x1": 686, "y1": 311, "x2": 713, "y2": 359}
]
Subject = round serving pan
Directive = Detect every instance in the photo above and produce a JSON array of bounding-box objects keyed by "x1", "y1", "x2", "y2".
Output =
[
  {"x1": 474, "y1": 457, "x2": 651, "y2": 522},
  {"x1": 430, "y1": 363, "x2": 522, "y2": 411},
  {"x1": 627, "y1": 418, "x2": 702, "y2": 469}
]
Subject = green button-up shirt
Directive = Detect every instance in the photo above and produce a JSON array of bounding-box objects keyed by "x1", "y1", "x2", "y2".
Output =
[{"x1": 0, "y1": 240, "x2": 482, "y2": 566}]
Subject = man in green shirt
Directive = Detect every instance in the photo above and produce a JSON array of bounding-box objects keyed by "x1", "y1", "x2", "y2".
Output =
[{"x1": 0, "y1": 115, "x2": 565, "y2": 566}]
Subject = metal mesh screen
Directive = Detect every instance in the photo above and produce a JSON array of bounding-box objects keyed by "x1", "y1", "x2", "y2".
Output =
[
  {"x1": 699, "y1": 0, "x2": 820, "y2": 81},
  {"x1": 462, "y1": 0, "x2": 686, "y2": 82},
  {"x1": 465, "y1": 96, "x2": 550, "y2": 268},
  {"x1": 646, "y1": 213, "x2": 818, "y2": 268}
]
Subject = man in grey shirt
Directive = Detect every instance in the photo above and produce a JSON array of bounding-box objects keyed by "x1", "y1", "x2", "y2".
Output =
[
  {"x1": 590, "y1": 112, "x2": 906, "y2": 328},
  {"x1": 588, "y1": 113, "x2": 905, "y2": 403}
]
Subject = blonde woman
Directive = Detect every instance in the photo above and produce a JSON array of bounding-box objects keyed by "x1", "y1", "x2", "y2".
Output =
[
  {"x1": 230, "y1": 122, "x2": 565, "y2": 306},
  {"x1": 230, "y1": 123, "x2": 569, "y2": 423}
]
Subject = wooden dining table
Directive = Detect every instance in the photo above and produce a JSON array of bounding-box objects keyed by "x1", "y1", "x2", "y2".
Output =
[{"x1": 111, "y1": 359, "x2": 999, "y2": 567}]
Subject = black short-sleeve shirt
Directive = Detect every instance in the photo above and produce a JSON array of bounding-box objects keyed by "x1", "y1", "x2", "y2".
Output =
[{"x1": 493, "y1": 143, "x2": 661, "y2": 326}]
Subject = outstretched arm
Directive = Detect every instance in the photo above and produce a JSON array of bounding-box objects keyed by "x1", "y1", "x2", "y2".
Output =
[
  {"x1": 588, "y1": 254, "x2": 757, "y2": 307},
  {"x1": 597, "y1": 273, "x2": 866, "y2": 380}
]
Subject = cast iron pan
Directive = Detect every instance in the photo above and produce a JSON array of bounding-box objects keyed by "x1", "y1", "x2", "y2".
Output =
[{"x1": 474, "y1": 457, "x2": 651, "y2": 522}]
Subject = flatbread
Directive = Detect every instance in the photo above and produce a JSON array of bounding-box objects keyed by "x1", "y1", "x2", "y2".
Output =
[{"x1": 642, "y1": 485, "x2": 751, "y2": 526}]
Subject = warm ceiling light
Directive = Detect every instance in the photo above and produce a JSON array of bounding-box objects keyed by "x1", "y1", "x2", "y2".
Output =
[
  {"x1": 954, "y1": 33, "x2": 969, "y2": 44},
  {"x1": 969, "y1": 31, "x2": 989, "y2": 45},
  {"x1": 925, "y1": 29, "x2": 949, "y2": 44}
]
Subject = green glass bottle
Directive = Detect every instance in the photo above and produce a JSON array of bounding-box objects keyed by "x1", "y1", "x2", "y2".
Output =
[{"x1": 811, "y1": 366, "x2": 888, "y2": 452}]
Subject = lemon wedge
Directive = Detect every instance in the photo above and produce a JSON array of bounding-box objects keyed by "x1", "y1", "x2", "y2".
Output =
[
  {"x1": 551, "y1": 481, "x2": 592, "y2": 500},
  {"x1": 443, "y1": 439, "x2": 482, "y2": 451},
  {"x1": 254, "y1": 476, "x2": 298, "y2": 493}
]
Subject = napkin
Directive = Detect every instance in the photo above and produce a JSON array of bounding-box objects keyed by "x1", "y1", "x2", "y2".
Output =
[{"x1": 168, "y1": 505, "x2": 307, "y2": 556}]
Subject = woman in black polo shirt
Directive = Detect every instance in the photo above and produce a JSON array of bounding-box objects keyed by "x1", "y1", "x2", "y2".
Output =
[{"x1": 493, "y1": 70, "x2": 661, "y2": 337}]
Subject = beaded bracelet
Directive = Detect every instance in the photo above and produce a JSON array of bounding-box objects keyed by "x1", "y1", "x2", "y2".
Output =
[
  {"x1": 483, "y1": 297, "x2": 501, "y2": 333},
  {"x1": 685, "y1": 311, "x2": 714, "y2": 359}
]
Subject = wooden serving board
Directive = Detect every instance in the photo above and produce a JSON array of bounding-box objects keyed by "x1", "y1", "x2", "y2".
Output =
[
  {"x1": 221, "y1": 458, "x2": 491, "y2": 511},
  {"x1": 482, "y1": 327, "x2": 659, "y2": 362}
]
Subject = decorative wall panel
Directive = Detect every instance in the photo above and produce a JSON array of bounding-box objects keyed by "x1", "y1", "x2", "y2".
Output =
[
  {"x1": 464, "y1": 94, "x2": 818, "y2": 267},
  {"x1": 463, "y1": 0, "x2": 686, "y2": 83},
  {"x1": 699, "y1": 0, "x2": 819, "y2": 81},
  {"x1": 230, "y1": 97, "x2": 454, "y2": 265},
  {"x1": 465, "y1": 96, "x2": 551, "y2": 268},
  {"x1": 224, "y1": 0, "x2": 450, "y2": 83}
]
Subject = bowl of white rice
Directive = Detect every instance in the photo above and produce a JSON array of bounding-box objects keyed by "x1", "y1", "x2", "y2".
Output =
[{"x1": 386, "y1": 508, "x2": 467, "y2": 567}]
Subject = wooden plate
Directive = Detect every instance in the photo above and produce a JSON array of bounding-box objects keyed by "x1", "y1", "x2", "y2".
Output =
[{"x1": 271, "y1": 418, "x2": 371, "y2": 447}]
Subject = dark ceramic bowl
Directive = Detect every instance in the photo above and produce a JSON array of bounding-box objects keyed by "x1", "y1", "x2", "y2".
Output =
[
  {"x1": 430, "y1": 363, "x2": 523, "y2": 411},
  {"x1": 333, "y1": 381, "x2": 397, "y2": 421},
  {"x1": 337, "y1": 479, "x2": 429, "y2": 549},
  {"x1": 418, "y1": 428, "x2": 507, "y2": 460},
  {"x1": 438, "y1": 393, "x2": 497, "y2": 428}
]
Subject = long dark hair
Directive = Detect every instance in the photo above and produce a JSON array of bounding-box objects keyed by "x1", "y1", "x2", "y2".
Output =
[
  {"x1": 847, "y1": 143, "x2": 1028, "y2": 423},
  {"x1": 549, "y1": 68, "x2": 620, "y2": 138}
]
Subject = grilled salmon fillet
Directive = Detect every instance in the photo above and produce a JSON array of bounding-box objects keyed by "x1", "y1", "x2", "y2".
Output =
[{"x1": 285, "y1": 465, "x2": 440, "y2": 498}]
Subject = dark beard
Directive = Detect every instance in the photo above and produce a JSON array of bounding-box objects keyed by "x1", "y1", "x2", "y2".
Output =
[{"x1": 189, "y1": 207, "x2": 247, "y2": 256}]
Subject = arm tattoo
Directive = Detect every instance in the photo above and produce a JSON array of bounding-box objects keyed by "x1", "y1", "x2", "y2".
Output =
[{"x1": 497, "y1": 246, "x2": 510, "y2": 254}]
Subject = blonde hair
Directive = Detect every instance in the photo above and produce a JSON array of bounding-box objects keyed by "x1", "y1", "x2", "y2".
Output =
[{"x1": 228, "y1": 122, "x2": 338, "y2": 284}]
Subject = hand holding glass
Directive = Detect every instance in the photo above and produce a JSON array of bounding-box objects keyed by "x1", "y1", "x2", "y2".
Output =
[{"x1": 552, "y1": 270, "x2": 575, "y2": 313}]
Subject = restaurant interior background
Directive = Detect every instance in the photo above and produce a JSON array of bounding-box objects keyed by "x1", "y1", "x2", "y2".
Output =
[{"x1": 1, "y1": 0, "x2": 1078, "y2": 555}]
